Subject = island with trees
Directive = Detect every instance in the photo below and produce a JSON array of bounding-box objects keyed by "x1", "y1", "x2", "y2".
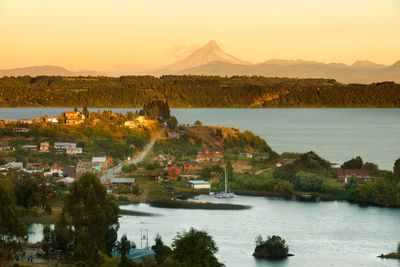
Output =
[
  {"x1": 0, "y1": 75, "x2": 399, "y2": 108},
  {"x1": 378, "y1": 243, "x2": 400, "y2": 260},
  {"x1": 253, "y1": 235, "x2": 292, "y2": 259}
]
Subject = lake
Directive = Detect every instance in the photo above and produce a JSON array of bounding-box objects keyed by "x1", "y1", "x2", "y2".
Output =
[
  {"x1": 28, "y1": 195, "x2": 400, "y2": 267},
  {"x1": 1, "y1": 108, "x2": 399, "y2": 170}
]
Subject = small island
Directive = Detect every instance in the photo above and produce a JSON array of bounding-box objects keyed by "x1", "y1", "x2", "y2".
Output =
[
  {"x1": 253, "y1": 235, "x2": 293, "y2": 259},
  {"x1": 378, "y1": 243, "x2": 400, "y2": 259}
]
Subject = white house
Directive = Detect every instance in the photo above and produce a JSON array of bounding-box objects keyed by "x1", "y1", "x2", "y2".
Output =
[
  {"x1": 46, "y1": 117, "x2": 59, "y2": 123},
  {"x1": 66, "y1": 147, "x2": 83, "y2": 155},
  {"x1": 54, "y1": 142, "x2": 77, "y2": 149},
  {"x1": 0, "y1": 162, "x2": 23, "y2": 172},
  {"x1": 124, "y1": 121, "x2": 137, "y2": 129},
  {"x1": 50, "y1": 166, "x2": 64, "y2": 177},
  {"x1": 187, "y1": 180, "x2": 211, "y2": 189}
]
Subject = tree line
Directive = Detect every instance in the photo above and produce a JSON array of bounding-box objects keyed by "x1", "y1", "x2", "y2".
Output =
[
  {"x1": 0, "y1": 75, "x2": 399, "y2": 107},
  {"x1": 0, "y1": 172, "x2": 224, "y2": 266}
]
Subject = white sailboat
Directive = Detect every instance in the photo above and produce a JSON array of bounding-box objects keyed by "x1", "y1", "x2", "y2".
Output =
[{"x1": 214, "y1": 167, "x2": 235, "y2": 198}]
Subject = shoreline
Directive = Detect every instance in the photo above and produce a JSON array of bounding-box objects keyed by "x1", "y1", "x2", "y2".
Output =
[{"x1": 1, "y1": 106, "x2": 400, "y2": 109}]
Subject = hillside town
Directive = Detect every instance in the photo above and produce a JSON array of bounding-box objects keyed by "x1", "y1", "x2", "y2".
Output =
[{"x1": 0, "y1": 106, "x2": 396, "y2": 266}]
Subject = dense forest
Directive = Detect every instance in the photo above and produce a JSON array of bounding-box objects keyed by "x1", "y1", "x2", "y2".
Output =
[{"x1": 0, "y1": 75, "x2": 399, "y2": 107}]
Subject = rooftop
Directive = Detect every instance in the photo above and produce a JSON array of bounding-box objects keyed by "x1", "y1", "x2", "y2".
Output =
[
  {"x1": 337, "y1": 169, "x2": 372, "y2": 177},
  {"x1": 111, "y1": 178, "x2": 135, "y2": 183},
  {"x1": 92, "y1": 156, "x2": 107, "y2": 162},
  {"x1": 188, "y1": 180, "x2": 210, "y2": 184}
]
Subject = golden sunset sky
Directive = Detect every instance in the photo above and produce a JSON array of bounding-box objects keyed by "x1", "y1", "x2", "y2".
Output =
[{"x1": 1, "y1": 0, "x2": 399, "y2": 73}]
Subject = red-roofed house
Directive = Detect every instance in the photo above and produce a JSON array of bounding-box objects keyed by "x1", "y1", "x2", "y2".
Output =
[
  {"x1": 50, "y1": 166, "x2": 64, "y2": 177},
  {"x1": 65, "y1": 111, "x2": 85, "y2": 125},
  {"x1": 197, "y1": 148, "x2": 223, "y2": 162},
  {"x1": 337, "y1": 169, "x2": 374, "y2": 184},
  {"x1": 168, "y1": 165, "x2": 180, "y2": 180}
]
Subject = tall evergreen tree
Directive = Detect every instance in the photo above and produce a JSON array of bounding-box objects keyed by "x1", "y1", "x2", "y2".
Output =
[{"x1": 0, "y1": 177, "x2": 27, "y2": 264}]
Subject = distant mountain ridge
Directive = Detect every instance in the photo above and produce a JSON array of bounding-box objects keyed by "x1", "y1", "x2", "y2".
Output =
[
  {"x1": 158, "y1": 41, "x2": 400, "y2": 84},
  {"x1": 0, "y1": 65, "x2": 103, "y2": 77}
]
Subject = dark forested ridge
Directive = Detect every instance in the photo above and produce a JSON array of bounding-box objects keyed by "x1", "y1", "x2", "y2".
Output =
[{"x1": 0, "y1": 75, "x2": 399, "y2": 108}]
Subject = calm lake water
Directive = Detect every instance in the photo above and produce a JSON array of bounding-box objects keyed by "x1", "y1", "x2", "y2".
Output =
[
  {"x1": 28, "y1": 195, "x2": 400, "y2": 267},
  {"x1": 1, "y1": 108, "x2": 399, "y2": 170}
]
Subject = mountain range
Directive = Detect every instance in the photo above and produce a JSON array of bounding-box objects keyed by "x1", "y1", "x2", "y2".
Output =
[
  {"x1": 1, "y1": 41, "x2": 400, "y2": 84},
  {"x1": 0, "y1": 66, "x2": 103, "y2": 78},
  {"x1": 159, "y1": 40, "x2": 400, "y2": 84}
]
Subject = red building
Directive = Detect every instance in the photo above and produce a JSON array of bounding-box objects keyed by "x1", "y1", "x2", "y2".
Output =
[
  {"x1": 337, "y1": 169, "x2": 374, "y2": 184},
  {"x1": 168, "y1": 165, "x2": 180, "y2": 180},
  {"x1": 196, "y1": 148, "x2": 223, "y2": 162},
  {"x1": 183, "y1": 161, "x2": 199, "y2": 174}
]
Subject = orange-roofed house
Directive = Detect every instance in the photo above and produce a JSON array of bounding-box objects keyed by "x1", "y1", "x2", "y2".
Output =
[
  {"x1": 65, "y1": 111, "x2": 85, "y2": 125},
  {"x1": 168, "y1": 165, "x2": 181, "y2": 180}
]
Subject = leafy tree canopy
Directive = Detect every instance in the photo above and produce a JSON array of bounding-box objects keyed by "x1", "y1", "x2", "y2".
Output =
[
  {"x1": 172, "y1": 228, "x2": 222, "y2": 267},
  {"x1": 341, "y1": 156, "x2": 363, "y2": 169},
  {"x1": 0, "y1": 177, "x2": 27, "y2": 264}
]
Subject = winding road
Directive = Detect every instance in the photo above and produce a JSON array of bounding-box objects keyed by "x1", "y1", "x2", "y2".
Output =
[{"x1": 100, "y1": 128, "x2": 165, "y2": 184}]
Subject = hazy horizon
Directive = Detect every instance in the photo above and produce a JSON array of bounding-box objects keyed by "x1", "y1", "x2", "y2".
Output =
[{"x1": 1, "y1": 0, "x2": 400, "y2": 74}]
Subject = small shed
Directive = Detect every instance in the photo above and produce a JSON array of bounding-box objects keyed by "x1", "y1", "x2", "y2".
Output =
[
  {"x1": 111, "y1": 178, "x2": 136, "y2": 191},
  {"x1": 187, "y1": 180, "x2": 211, "y2": 189}
]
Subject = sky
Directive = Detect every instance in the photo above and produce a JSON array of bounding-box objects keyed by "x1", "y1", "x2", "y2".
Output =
[{"x1": 0, "y1": 0, "x2": 400, "y2": 73}]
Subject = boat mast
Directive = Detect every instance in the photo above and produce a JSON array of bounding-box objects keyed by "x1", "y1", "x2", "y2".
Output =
[{"x1": 225, "y1": 167, "x2": 227, "y2": 193}]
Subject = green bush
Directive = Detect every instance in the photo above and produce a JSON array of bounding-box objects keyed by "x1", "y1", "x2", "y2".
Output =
[
  {"x1": 118, "y1": 185, "x2": 131, "y2": 194},
  {"x1": 273, "y1": 165, "x2": 298, "y2": 182},
  {"x1": 122, "y1": 163, "x2": 138, "y2": 173},
  {"x1": 145, "y1": 162, "x2": 155, "y2": 170},
  {"x1": 118, "y1": 195, "x2": 128, "y2": 201},
  {"x1": 294, "y1": 172, "x2": 324, "y2": 192}
]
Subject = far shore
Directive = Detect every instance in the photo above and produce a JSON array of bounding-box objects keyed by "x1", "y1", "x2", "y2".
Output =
[{"x1": 1, "y1": 106, "x2": 400, "y2": 109}]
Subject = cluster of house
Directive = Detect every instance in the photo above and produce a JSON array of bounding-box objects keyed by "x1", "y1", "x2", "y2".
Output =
[
  {"x1": 0, "y1": 111, "x2": 86, "y2": 126},
  {"x1": 19, "y1": 142, "x2": 84, "y2": 155},
  {"x1": 196, "y1": 147, "x2": 223, "y2": 161},
  {"x1": 275, "y1": 158, "x2": 374, "y2": 184},
  {"x1": 0, "y1": 155, "x2": 114, "y2": 185},
  {"x1": 1, "y1": 110, "x2": 157, "y2": 132},
  {"x1": 0, "y1": 161, "x2": 76, "y2": 184},
  {"x1": 76, "y1": 156, "x2": 113, "y2": 176},
  {"x1": 124, "y1": 115, "x2": 154, "y2": 129},
  {"x1": 147, "y1": 148, "x2": 224, "y2": 190},
  {"x1": 0, "y1": 117, "x2": 59, "y2": 125},
  {"x1": 337, "y1": 169, "x2": 374, "y2": 184}
]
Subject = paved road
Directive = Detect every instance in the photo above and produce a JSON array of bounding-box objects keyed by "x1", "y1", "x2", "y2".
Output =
[{"x1": 100, "y1": 127, "x2": 165, "y2": 184}]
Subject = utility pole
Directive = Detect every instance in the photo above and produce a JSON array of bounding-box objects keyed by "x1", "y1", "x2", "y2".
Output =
[{"x1": 146, "y1": 229, "x2": 149, "y2": 249}]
